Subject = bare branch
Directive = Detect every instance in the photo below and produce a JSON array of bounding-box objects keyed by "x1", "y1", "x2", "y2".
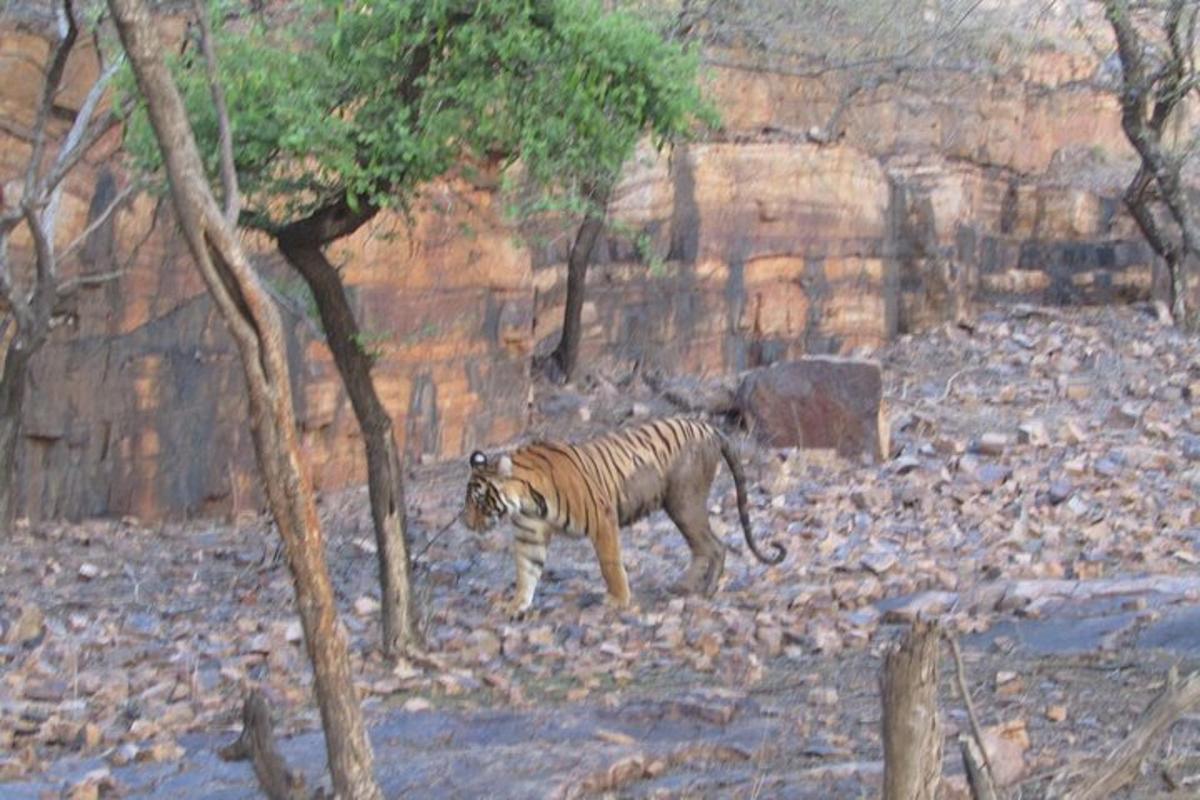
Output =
[
  {"x1": 42, "y1": 101, "x2": 130, "y2": 201},
  {"x1": 1063, "y1": 669, "x2": 1200, "y2": 800},
  {"x1": 43, "y1": 56, "x2": 125, "y2": 235},
  {"x1": 0, "y1": 117, "x2": 35, "y2": 143},
  {"x1": 192, "y1": 0, "x2": 240, "y2": 224},
  {"x1": 54, "y1": 270, "x2": 123, "y2": 308},
  {"x1": 59, "y1": 178, "x2": 139, "y2": 262},
  {"x1": 21, "y1": 203, "x2": 57, "y2": 290},
  {"x1": 0, "y1": 233, "x2": 33, "y2": 331},
  {"x1": 24, "y1": 0, "x2": 79, "y2": 199},
  {"x1": 947, "y1": 633, "x2": 1000, "y2": 799}
]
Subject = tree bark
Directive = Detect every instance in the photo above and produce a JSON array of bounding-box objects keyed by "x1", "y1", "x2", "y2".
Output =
[
  {"x1": 277, "y1": 217, "x2": 420, "y2": 659},
  {"x1": 550, "y1": 186, "x2": 609, "y2": 383},
  {"x1": 218, "y1": 690, "x2": 309, "y2": 800},
  {"x1": 106, "y1": 0, "x2": 382, "y2": 796},
  {"x1": 0, "y1": 340, "x2": 32, "y2": 535},
  {"x1": 881, "y1": 619, "x2": 942, "y2": 800},
  {"x1": 1105, "y1": 0, "x2": 1198, "y2": 328}
]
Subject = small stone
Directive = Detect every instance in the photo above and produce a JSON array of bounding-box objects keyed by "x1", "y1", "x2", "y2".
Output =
[
  {"x1": 1106, "y1": 403, "x2": 1142, "y2": 429},
  {"x1": 78, "y1": 563, "x2": 100, "y2": 581},
  {"x1": 995, "y1": 674, "x2": 1024, "y2": 697},
  {"x1": 697, "y1": 631, "x2": 722, "y2": 658},
  {"x1": 1063, "y1": 457, "x2": 1088, "y2": 476},
  {"x1": 1045, "y1": 705, "x2": 1068, "y2": 723},
  {"x1": 402, "y1": 697, "x2": 432, "y2": 712},
  {"x1": 630, "y1": 402, "x2": 651, "y2": 417},
  {"x1": 1047, "y1": 479, "x2": 1073, "y2": 505},
  {"x1": 353, "y1": 595, "x2": 380, "y2": 616},
  {"x1": 756, "y1": 624, "x2": 784, "y2": 657},
  {"x1": 284, "y1": 619, "x2": 303, "y2": 644},
  {"x1": 1017, "y1": 420, "x2": 1048, "y2": 446},
  {"x1": 974, "y1": 432, "x2": 1010, "y2": 456},
  {"x1": 1063, "y1": 380, "x2": 1092, "y2": 402},
  {"x1": 861, "y1": 551, "x2": 897, "y2": 575},
  {"x1": 138, "y1": 740, "x2": 185, "y2": 763},
  {"x1": 526, "y1": 626, "x2": 555, "y2": 648},
  {"x1": 109, "y1": 743, "x2": 139, "y2": 766},
  {"x1": 1061, "y1": 419, "x2": 1087, "y2": 445},
  {"x1": 974, "y1": 463, "x2": 1012, "y2": 488},
  {"x1": 1182, "y1": 435, "x2": 1200, "y2": 462},
  {"x1": 7, "y1": 604, "x2": 44, "y2": 645},
  {"x1": 78, "y1": 723, "x2": 103, "y2": 750},
  {"x1": 808, "y1": 687, "x2": 839, "y2": 706},
  {"x1": 462, "y1": 629, "x2": 502, "y2": 662},
  {"x1": 66, "y1": 768, "x2": 115, "y2": 800},
  {"x1": 981, "y1": 720, "x2": 1029, "y2": 787},
  {"x1": 25, "y1": 679, "x2": 66, "y2": 703},
  {"x1": 934, "y1": 436, "x2": 966, "y2": 455},
  {"x1": 995, "y1": 670, "x2": 1019, "y2": 686},
  {"x1": 128, "y1": 719, "x2": 159, "y2": 740}
]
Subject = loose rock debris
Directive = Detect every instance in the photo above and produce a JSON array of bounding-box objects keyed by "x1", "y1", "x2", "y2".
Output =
[{"x1": 2, "y1": 305, "x2": 1200, "y2": 797}]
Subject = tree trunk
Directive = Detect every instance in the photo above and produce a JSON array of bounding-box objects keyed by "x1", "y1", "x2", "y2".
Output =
[
  {"x1": 1106, "y1": 0, "x2": 1197, "y2": 330},
  {"x1": 106, "y1": 1, "x2": 382, "y2": 796},
  {"x1": 881, "y1": 619, "x2": 942, "y2": 800},
  {"x1": 0, "y1": 338, "x2": 32, "y2": 536},
  {"x1": 276, "y1": 231, "x2": 420, "y2": 658},
  {"x1": 551, "y1": 190, "x2": 608, "y2": 383}
]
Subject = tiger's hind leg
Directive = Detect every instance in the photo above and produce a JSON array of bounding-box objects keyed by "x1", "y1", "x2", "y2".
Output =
[
  {"x1": 665, "y1": 498, "x2": 725, "y2": 597},
  {"x1": 665, "y1": 450, "x2": 725, "y2": 597}
]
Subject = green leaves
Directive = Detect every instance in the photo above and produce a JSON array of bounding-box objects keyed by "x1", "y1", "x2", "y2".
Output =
[{"x1": 122, "y1": 0, "x2": 715, "y2": 232}]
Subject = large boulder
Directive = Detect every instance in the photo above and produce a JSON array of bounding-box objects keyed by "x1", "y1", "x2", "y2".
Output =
[{"x1": 736, "y1": 357, "x2": 889, "y2": 462}]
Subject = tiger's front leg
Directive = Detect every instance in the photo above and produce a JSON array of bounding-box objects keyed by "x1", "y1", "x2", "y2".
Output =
[
  {"x1": 506, "y1": 517, "x2": 549, "y2": 619},
  {"x1": 591, "y1": 511, "x2": 632, "y2": 610}
]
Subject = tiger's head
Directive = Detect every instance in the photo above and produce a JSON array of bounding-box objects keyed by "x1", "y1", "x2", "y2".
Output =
[{"x1": 462, "y1": 450, "x2": 514, "y2": 532}]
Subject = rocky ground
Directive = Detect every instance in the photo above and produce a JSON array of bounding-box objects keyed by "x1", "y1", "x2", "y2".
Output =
[{"x1": 3, "y1": 303, "x2": 1200, "y2": 798}]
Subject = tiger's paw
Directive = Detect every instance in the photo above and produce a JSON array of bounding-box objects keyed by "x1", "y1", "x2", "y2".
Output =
[
  {"x1": 603, "y1": 593, "x2": 634, "y2": 613},
  {"x1": 502, "y1": 599, "x2": 533, "y2": 621}
]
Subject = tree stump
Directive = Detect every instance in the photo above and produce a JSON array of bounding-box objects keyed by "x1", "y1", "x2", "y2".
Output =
[{"x1": 881, "y1": 618, "x2": 942, "y2": 800}]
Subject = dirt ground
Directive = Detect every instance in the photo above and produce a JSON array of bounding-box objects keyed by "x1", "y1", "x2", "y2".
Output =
[{"x1": 3, "y1": 303, "x2": 1200, "y2": 798}]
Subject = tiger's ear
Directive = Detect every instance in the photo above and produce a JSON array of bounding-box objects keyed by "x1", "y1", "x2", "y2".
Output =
[
  {"x1": 497, "y1": 455, "x2": 513, "y2": 476},
  {"x1": 469, "y1": 451, "x2": 488, "y2": 469}
]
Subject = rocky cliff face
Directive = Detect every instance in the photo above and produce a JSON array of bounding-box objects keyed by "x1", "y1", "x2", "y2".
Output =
[{"x1": 0, "y1": 18, "x2": 1157, "y2": 522}]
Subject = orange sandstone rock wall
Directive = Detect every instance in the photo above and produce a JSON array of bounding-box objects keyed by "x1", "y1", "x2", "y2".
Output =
[
  {"x1": 532, "y1": 142, "x2": 897, "y2": 375},
  {"x1": 1, "y1": 22, "x2": 1164, "y2": 522}
]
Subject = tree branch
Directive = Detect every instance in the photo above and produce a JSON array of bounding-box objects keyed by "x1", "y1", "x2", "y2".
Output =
[
  {"x1": 42, "y1": 56, "x2": 125, "y2": 237},
  {"x1": 191, "y1": 0, "x2": 240, "y2": 224},
  {"x1": 58, "y1": 178, "x2": 140, "y2": 262},
  {"x1": 20, "y1": 201, "x2": 56, "y2": 289},
  {"x1": 0, "y1": 237, "x2": 32, "y2": 330},
  {"x1": 42, "y1": 102, "x2": 130, "y2": 201},
  {"x1": 24, "y1": 0, "x2": 78, "y2": 200},
  {"x1": 0, "y1": 117, "x2": 35, "y2": 143},
  {"x1": 947, "y1": 633, "x2": 1000, "y2": 800},
  {"x1": 1063, "y1": 669, "x2": 1200, "y2": 800},
  {"x1": 218, "y1": 690, "x2": 309, "y2": 800}
]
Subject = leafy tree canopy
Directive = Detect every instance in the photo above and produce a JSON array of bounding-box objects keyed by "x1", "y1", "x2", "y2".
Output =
[{"x1": 123, "y1": 0, "x2": 715, "y2": 229}]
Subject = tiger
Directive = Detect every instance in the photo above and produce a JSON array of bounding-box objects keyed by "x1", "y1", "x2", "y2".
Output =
[{"x1": 461, "y1": 416, "x2": 786, "y2": 618}]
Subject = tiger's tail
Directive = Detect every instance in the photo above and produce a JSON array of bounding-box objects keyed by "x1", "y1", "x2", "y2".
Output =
[{"x1": 717, "y1": 432, "x2": 786, "y2": 565}]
